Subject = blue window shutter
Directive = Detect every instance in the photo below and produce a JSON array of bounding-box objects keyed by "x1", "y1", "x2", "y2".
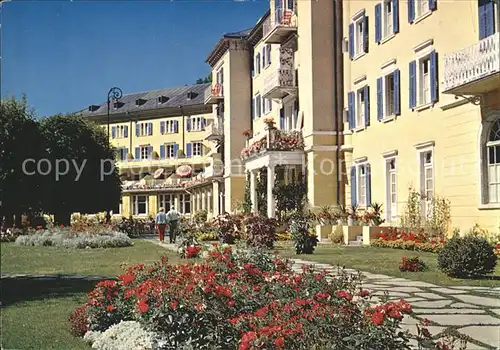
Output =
[
  {"x1": 479, "y1": 0, "x2": 495, "y2": 40},
  {"x1": 280, "y1": 107, "x2": 285, "y2": 129},
  {"x1": 111, "y1": 126, "x2": 116, "y2": 138},
  {"x1": 148, "y1": 122, "x2": 153, "y2": 135},
  {"x1": 364, "y1": 86, "x2": 370, "y2": 126},
  {"x1": 124, "y1": 148, "x2": 129, "y2": 160},
  {"x1": 173, "y1": 143, "x2": 179, "y2": 157},
  {"x1": 430, "y1": 50, "x2": 438, "y2": 103},
  {"x1": 160, "y1": 144, "x2": 165, "y2": 159},
  {"x1": 262, "y1": 47, "x2": 266, "y2": 67},
  {"x1": 186, "y1": 118, "x2": 191, "y2": 131},
  {"x1": 288, "y1": 0, "x2": 293, "y2": 10},
  {"x1": 393, "y1": 0, "x2": 400, "y2": 33},
  {"x1": 349, "y1": 23, "x2": 354, "y2": 59},
  {"x1": 375, "y1": 4, "x2": 382, "y2": 43},
  {"x1": 363, "y1": 15, "x2": 369, "y2": 53},
  {"x1": 257, "y1": 96, "x2": 261, "y2": 117},
  {"x1": 160, "y1": 121, "x2": 165, "y2": 134},
  {"x1": 409, "y1": 60, "x2": 417, "y2": 109},
  {"x1": 348, "y1": 91, "x2": 355, "y2": 129},
  {"x1": 394, "y1": 69, "x2": 401, "y2": 115},
  {"x1": 350, "y1": 166, "x2": 357, "y2": 207},
  {"x1": 148, "y1": 146, "x2": 153, "y2": 158},
  {"x1": 377, "y1": 77, "x2": 383, "y2": 121},
  {"x1": 124, "y1": 125, "x2": 128, "y2": 138},
  {"x1": 267, "y1": 45, "x2": 271, "y2": 64},
  {"x1": 135, "y1": 147, "x2": 140, "y2": 160},
  {"x1": 174, "y1": 121, "x2": 178, "y2": 133},
  {"x1": 200, "y1": 118, "x2": 205, "y2": 130},
  {"x1": 136, "y1": 124, "x2": 140, "y2": 137},
  {"x1": 408, "y1": 0, "x2": 415, "y2": 23},
  {"x1": 366, "y1": 163, "x2": 372, "y2": 206},
  {"x1": 428, "y1": 0, "x2": 436, "y2": 11},
  {"x1": 186, "y1": 143, "x2": 192, "y2": 158}
]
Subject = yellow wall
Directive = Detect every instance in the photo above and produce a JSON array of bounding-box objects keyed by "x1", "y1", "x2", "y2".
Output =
[{"x1": 343, "y1": 1, "x2": 500, "y2": 231}]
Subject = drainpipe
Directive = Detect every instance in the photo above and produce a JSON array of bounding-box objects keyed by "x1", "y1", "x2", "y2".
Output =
[
  {"x1": 179, "y1": 105, "x2": 185, "y2": 156},
  {"x1": 333, "y1": 0, "x2": 344, "y2": 206}
]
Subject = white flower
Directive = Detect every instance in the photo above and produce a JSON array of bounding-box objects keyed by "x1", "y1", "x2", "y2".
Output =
[{"x1": 89, "y1": 321, "x2": 161, "y2": 350}]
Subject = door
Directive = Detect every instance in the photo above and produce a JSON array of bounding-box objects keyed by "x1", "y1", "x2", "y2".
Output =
[{"x1": 386, "y1": 158, "x2": 397, "y2": 222}]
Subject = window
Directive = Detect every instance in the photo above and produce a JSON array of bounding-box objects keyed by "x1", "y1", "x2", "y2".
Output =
[
  {"x1": 262, "y1": 45, "x2": 271, "y2": 68},
  {"x1": 166, "y1": 144, "x2": 176, "y2": 158},
  {"x1": 416, "y1": 0, "x2": 429, "y2": 17},
  {"x1": 358, "y1": 164, "x2": 367, "y2": 206},
  {"x1": 350, "y1": 161, "x2": 372, "y2": 207},
  {"x1": 409, "y1": 50, "x2": 438, "y2": 109},
  {"x1": 111, "y1": 125, "x2": 129, "y2": 139},
  {"x1": 263, "y1": 98, "x2": 273, "y2": 114},
  {"x1": 115, "y1": 148, "x2": 128, "y2": 161},
  {"x1": 356, "y1": 88, "x2": 366, "y2": 127},
  {"x1": 478, "y1": 0, "x2": 497, "y2": 40},
  {"x1": 180, "y1": 194, "x2": 191, "y2": 215},
  {"x1": 485, "y1": 118, "x2": 500, "y2": 203},
  {"x1": 140, "y1": 146, "x2": 150, "y2": 160},
  {"x1": 383, "y1": 0, "x2": 393, "y2": 37},
  {"x1": 349, "y1": 12, "x2": 368, "y2": 58},
  {"x1": 192, "y1": 142, "x2": 203, "y2": 157},
  {"x1": 348, "y1": 86, "x2": 370, "y2": 129},
  {"x1": 158, "y1": 194, "x2": 173, "y2": 211},
  {"x1": 255, "y1": 53, "x2": 261, "y2": 75},
  {"x1": 253, "y1": 94, "x2": 262, "y2": 119},
  {"x1": 408, "y1": 0, "x2": 436, "y2": 23},
  {"x1": 385, "y1": 74, "x2": 395, "y2": 116},
  {"x1": 160, "y1": 120, "x2": 178, "y2": 134},
  {"x1": 136, "y1": 122, "x2": 153, "y2": 137},
  {"x1": 419, "y1": 149, "x2": 434, "y2": 217},
  {"x1": 133, "y1": 195, "x2": 148, "y2": 216},
  {"x1": 377, "y1": 69, "x2": 400, "y2": 120},
  {"x1": 188, "y1": 117, "x2": 205, "y2": 132},
  {"x1": 384, "y1": 157, "x2": 398, "y2": 221}
]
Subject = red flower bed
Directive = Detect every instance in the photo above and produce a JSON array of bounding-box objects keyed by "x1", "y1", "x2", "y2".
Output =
[
  {"x1": 71, "y1": 245, "x2": 443, "y2": 349},
  {"x1": 399, "y1": 256, "x2": 427, "y2": 272},
  {"x1": 372, "y1": 227, "x2": 444, "y2": 253}
]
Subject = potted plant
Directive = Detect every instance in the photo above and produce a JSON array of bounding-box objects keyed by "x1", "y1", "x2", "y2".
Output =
[
  {"x1": 242, "y1": 129, "x2": 253, "y2": 139},
  {"x1": 263, "y1": 117, "x2": 276, "y2": 129}
]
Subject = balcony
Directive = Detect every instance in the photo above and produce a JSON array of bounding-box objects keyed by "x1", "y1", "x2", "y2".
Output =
[
  {"x1": 117, "y1": 155, "x2": 210, "y2": 170},
  {"x1": 262, "y1": 7, "x2": 297, "y2": 44},
  {"x1": 204, "y1": 120, "x2": 224, "y2": 141},
  {"x1": 443, "y1": 32, "x2": 500, "y2": 95},
  {"x1": 262, "y1": 68, "x2": 297, "y2": 100},
  {"x1": 204, "y1": 83, "x2": 224, "y2": 104},
  {"x1": 241, "y1": 128, "x2": 304, "y2": 161}
]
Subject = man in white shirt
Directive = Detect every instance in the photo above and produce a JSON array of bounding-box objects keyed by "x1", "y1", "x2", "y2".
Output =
[{"x1": 166, "y1": 206, "x2": 181, "y2": 244}]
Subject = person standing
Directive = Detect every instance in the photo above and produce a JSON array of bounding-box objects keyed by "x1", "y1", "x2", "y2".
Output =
[
  {"x1": 155, "y1": 207, "x2": 167, "y2": 242},
  {"x1": 166, "y1": 206, "x2": 181, "y2": 244}
]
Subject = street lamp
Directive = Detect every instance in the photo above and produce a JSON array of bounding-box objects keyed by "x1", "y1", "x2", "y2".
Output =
[
  {"x1": 107, "y1": 87, "x2": 123, "y2": 142},
  {"x1": 106, "y1": 87, "x2": 122, "y2": 223}
]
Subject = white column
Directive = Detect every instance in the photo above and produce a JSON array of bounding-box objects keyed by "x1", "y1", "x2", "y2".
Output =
[
  {"x1": 267, "y1": 165, "x2": 276, "y2": 218},
  {"x1": 213, "y1": 182, "x2": 220, "y2": 216},
  {"x1": 202, "y1": 191, "x2": 206, "y2": 211},
  {"x1": 250, "y1": 170, "x2": 258, "y2": 213},
  {"x1": 174, "y1": 195, "x2": 180, "y2": 211}
]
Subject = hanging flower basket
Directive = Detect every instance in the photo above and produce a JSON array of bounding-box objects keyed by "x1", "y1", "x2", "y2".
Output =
[{"x1": 176, "y1": 165, "x2": 193, "y2": 178}]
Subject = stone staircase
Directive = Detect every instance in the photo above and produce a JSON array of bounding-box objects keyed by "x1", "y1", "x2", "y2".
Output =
[{"x1": 348, "y1": 235, "x2": 363, "y2": 246}]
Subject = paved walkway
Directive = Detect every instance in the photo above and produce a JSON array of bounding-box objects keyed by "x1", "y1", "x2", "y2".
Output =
[{"x1": 145, "y1": 238, "x2": 500, "y2": 349}]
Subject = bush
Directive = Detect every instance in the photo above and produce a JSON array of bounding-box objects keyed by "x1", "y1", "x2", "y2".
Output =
[
  {"x1": 74, "y1": 246, "x2": 422, "y2": 349},
  {"x1": 371, "y1": 238, "x2": 443, "y2": 253},
  {"x1": 438, "y1": 235, "x2": 497, "y2": 278},
  {"x1": 244, "y1": 214, "x2": 278, "y2": 249},
  {"x1": 192, "y1": 210, "x2": 208, "y2": 224},
  {"x1": 213, "y1": 213, "x2": 244, "y2": 244},
  {"x1": 399, "y1": 256, "x2": 427, "y2": 272},
  {"x1": 290, "y1": 216, "x2": 318, "y2": 254},
  {"x1": 15, "y1": 228, "x2": 133, "y2": 249},
  {"x1": 69, "y1": 305, "x2": 89, "y2": 336},
  {"x1": 329, "y1": 225, "x2": 344, "y2": 244},
  {"x1": 177, "y1": 236, "x2": 202, "y2": 259}
]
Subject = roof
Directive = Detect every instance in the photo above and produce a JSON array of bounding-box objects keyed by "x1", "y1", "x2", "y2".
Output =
[
  {"x1": 205, "y1": 28, "x2": 252, "y2": 67},
  {"x1": 224, "y1": 28, "x2": 252, "y2": 38},
  {"x1": 81, "y1": 83, "x2": 211, "y2": 118}
]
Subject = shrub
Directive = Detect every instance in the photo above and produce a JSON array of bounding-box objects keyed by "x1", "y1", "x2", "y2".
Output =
[
  {"x1": 438, "y1": 235, "x2": 497, "y2": 278},
  {"x1": 290, "y1": 215, "x2": 318, "y2": 254},
  {"x1": 244, "y1": 214, "x2": 278, "y2": 249},
  {"x1": 69, "y1": 305, "x2": 89, "y2": 336},
  {"x1": 75, "y1": 246, "x2": 422, "y2": 349},
  {"x1": 371, "y1": 238, "x2": 443, "y2": 253},
  {"x1": 177, "y1": 236, "x2": 202, "y2": 259},
  {"x1": 15, "y1": 228, "x2": 132, "y2": 249},
  {"x1": 213, "y1": 213, "x2": 244, "y2": 244},
  {"x1": 192, "y1": 210, "x2": 208, "y2": 224},
  {"x1": 114, "y1": 217, "x2": 155, "y2": 237},
  {"x1": 399, "y1": 256, "x2": 427, "y2": 272},
  {"x1": 329, "y1": 225, "x2": 344, "y2": 244}
]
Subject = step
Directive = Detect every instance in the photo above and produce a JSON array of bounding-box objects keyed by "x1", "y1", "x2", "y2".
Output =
[{"x1": 348, "y1": 240, "x2": 362, "y2": 246}]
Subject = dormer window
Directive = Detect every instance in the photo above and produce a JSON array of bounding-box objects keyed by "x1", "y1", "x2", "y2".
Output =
[
  {"x1": 135, "y1": 98, "x2": 147, "y2": 106},
  {"x1": 88, "y1": 105, "x2": 100, "y2": 112},
  {"x1": 187, "y1": 91, "x2": 198, "y2": 100},
  {"x1": 158, "y1": 95, "x2": 169, "y2": 104},
  {"x1": 113, "y1": 101, "x2": 124, "y2": 109}
]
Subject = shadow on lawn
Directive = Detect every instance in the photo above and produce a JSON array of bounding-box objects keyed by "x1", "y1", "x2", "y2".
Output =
[{"x1": 0, "y1": 277, "x2": 104, "y2": 306}]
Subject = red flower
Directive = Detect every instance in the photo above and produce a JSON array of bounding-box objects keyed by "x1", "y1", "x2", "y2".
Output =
[
  {"x1": 336, "y1": 290, "x2": 353, "y2": 301},
  {"x1": 274, "y1": 337, "x2": 285, "y2": 348},
  {"x1": 137, "y1": 299, "x2": 149, "y2": 313},
  {"x1": 227, "y1": 300, "x2": 235, "y2": 308},
  {"x1": 371, "y1": 311, "x2": 385, "y2": 325},
  {"x1": 118, "y1": 274, "x2": 136, "y2": 285},
  {"x1": 106, "y1": 304, "x2": 115, "y2": 312},
  {"x1": 170, "y1": 300, "x2": 178, "y2": 309},
  {"x1": 358, "y1": 290, "x2": 370, "y2": 297}
]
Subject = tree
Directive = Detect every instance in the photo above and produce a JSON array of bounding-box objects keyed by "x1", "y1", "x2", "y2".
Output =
[
  {"x1": 195, "y1": 74, "x2": 212, "y2": 84},
  {"x1": 0, "y1": 97, "x2": 46, "y2": 227},
  {"x1": 39, "y1": 114, "x2": 121, "y2": 225}
]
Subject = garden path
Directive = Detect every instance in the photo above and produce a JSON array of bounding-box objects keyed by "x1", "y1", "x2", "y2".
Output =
[{"x1": 144, "y1": 238, "x2": 500, "y2": 349}]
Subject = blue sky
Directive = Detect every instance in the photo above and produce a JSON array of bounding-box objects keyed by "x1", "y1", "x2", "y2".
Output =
[{"x1": 0, "y1": 0, "x2": 268, "y2": 117}]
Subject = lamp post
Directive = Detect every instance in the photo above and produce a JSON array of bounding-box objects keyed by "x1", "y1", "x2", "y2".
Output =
[
  {"x1": 106, "y1": 87, "x2": 122, "y2": 222},
  {"x1": 107, "y1": 87, "x2": 123, "y2": 142}
]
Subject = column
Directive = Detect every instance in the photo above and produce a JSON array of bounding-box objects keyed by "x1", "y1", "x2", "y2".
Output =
[
  {"x1": 250, "y1": 170, "x2": 258, "y2": 213},
  {"x1": 213, "y1": 181, "x2": 220, "y2": 216},
  {"x1": 202, "y1": 191, "x2": 206, "y2": 211},
  {"x1": 174, "y1": 195, "x2": 180, "y2": 211},
  {"x1": 267, "y1": 165, "x2": 276, "y2": 218}
]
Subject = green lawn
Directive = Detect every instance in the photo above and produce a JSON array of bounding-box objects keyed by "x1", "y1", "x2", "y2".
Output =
[
  {"x1": 1, "y1": 240, "x2": 180, "y2": 350},
  {"x1": 277, "y1": 243, "x2": 500, "y2": 287}
]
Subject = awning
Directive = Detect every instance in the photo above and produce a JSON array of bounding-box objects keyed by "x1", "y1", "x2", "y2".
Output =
[
  {"x1": 176, "y1": 165, "x2": 193, "y2": 178},
  {"x1": 153, "y1": 168, "x2": 165, "y2": 179}
]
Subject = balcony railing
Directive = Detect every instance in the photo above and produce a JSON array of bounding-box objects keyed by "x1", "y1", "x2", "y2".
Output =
[
  {"x1": 205, "y1": 120, "x2": 224, "y2": 140},
  {"x1": 262, "y1": 7, "x2": 297, "y2": 44},
  {"x1": 262, "y1": 68, "x2": 296, "y2": 99},
  {"x1": 204, "y1": 83, "x2": 224, "y2": 104},
  {"x1": 241, "y1": 128, "x2": 304, "y2": 160},
  {"x1": 443, "y1": 32, "x2": 499, "y2": 94}
]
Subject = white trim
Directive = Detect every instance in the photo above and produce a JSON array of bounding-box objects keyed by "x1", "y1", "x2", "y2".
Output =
[
  {"x1": 341, "y1": 145, "x2": 354, "y2": 152},
  {"x1": 312, "y1": 131, "x2": 338, "y2": 135},
  {"x1": 351, "y1": 8, "x2": 366, "y2": 21},
  {"x1": 343, "y1": 130, "x2": 353, "y2": 135},
  {"x1": 380, "y1": 33, "x2": 396, "y2": 45},
  {"x1": 413, "y1": 39, "x2": 434, "y2": 54},
  {"x1": 381, "y1": 58, "x2": 397, "y2": 71},
  {"x1": 414, "y1": 140, "x2": 435, "y2": 149},
  {"x1": 478, "y1": 110, "x2": 500, "y2": 206},
  {"x1": 304, "y1": 145, "x2": 338, "y2": 152},
  {"x1": 382, "y1": 149, "x2": 398, "y2": 158},
  {"x1": 353, "y1": 75, "x2": 367, "y2": 86},
  {"x1": 414, "y1": 8, "x2": 433, "y2": 24},
  {"x1": 354, "y1": 156, "x2": 368, "y2": 163},
  {"x1": 440, "y1": 98, "x2": 470, "y2": 111}
]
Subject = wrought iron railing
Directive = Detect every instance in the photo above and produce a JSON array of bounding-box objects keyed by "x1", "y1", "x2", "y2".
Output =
[{"x1": 262, "y1": 7, "x2": 296, "y2": 39}]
